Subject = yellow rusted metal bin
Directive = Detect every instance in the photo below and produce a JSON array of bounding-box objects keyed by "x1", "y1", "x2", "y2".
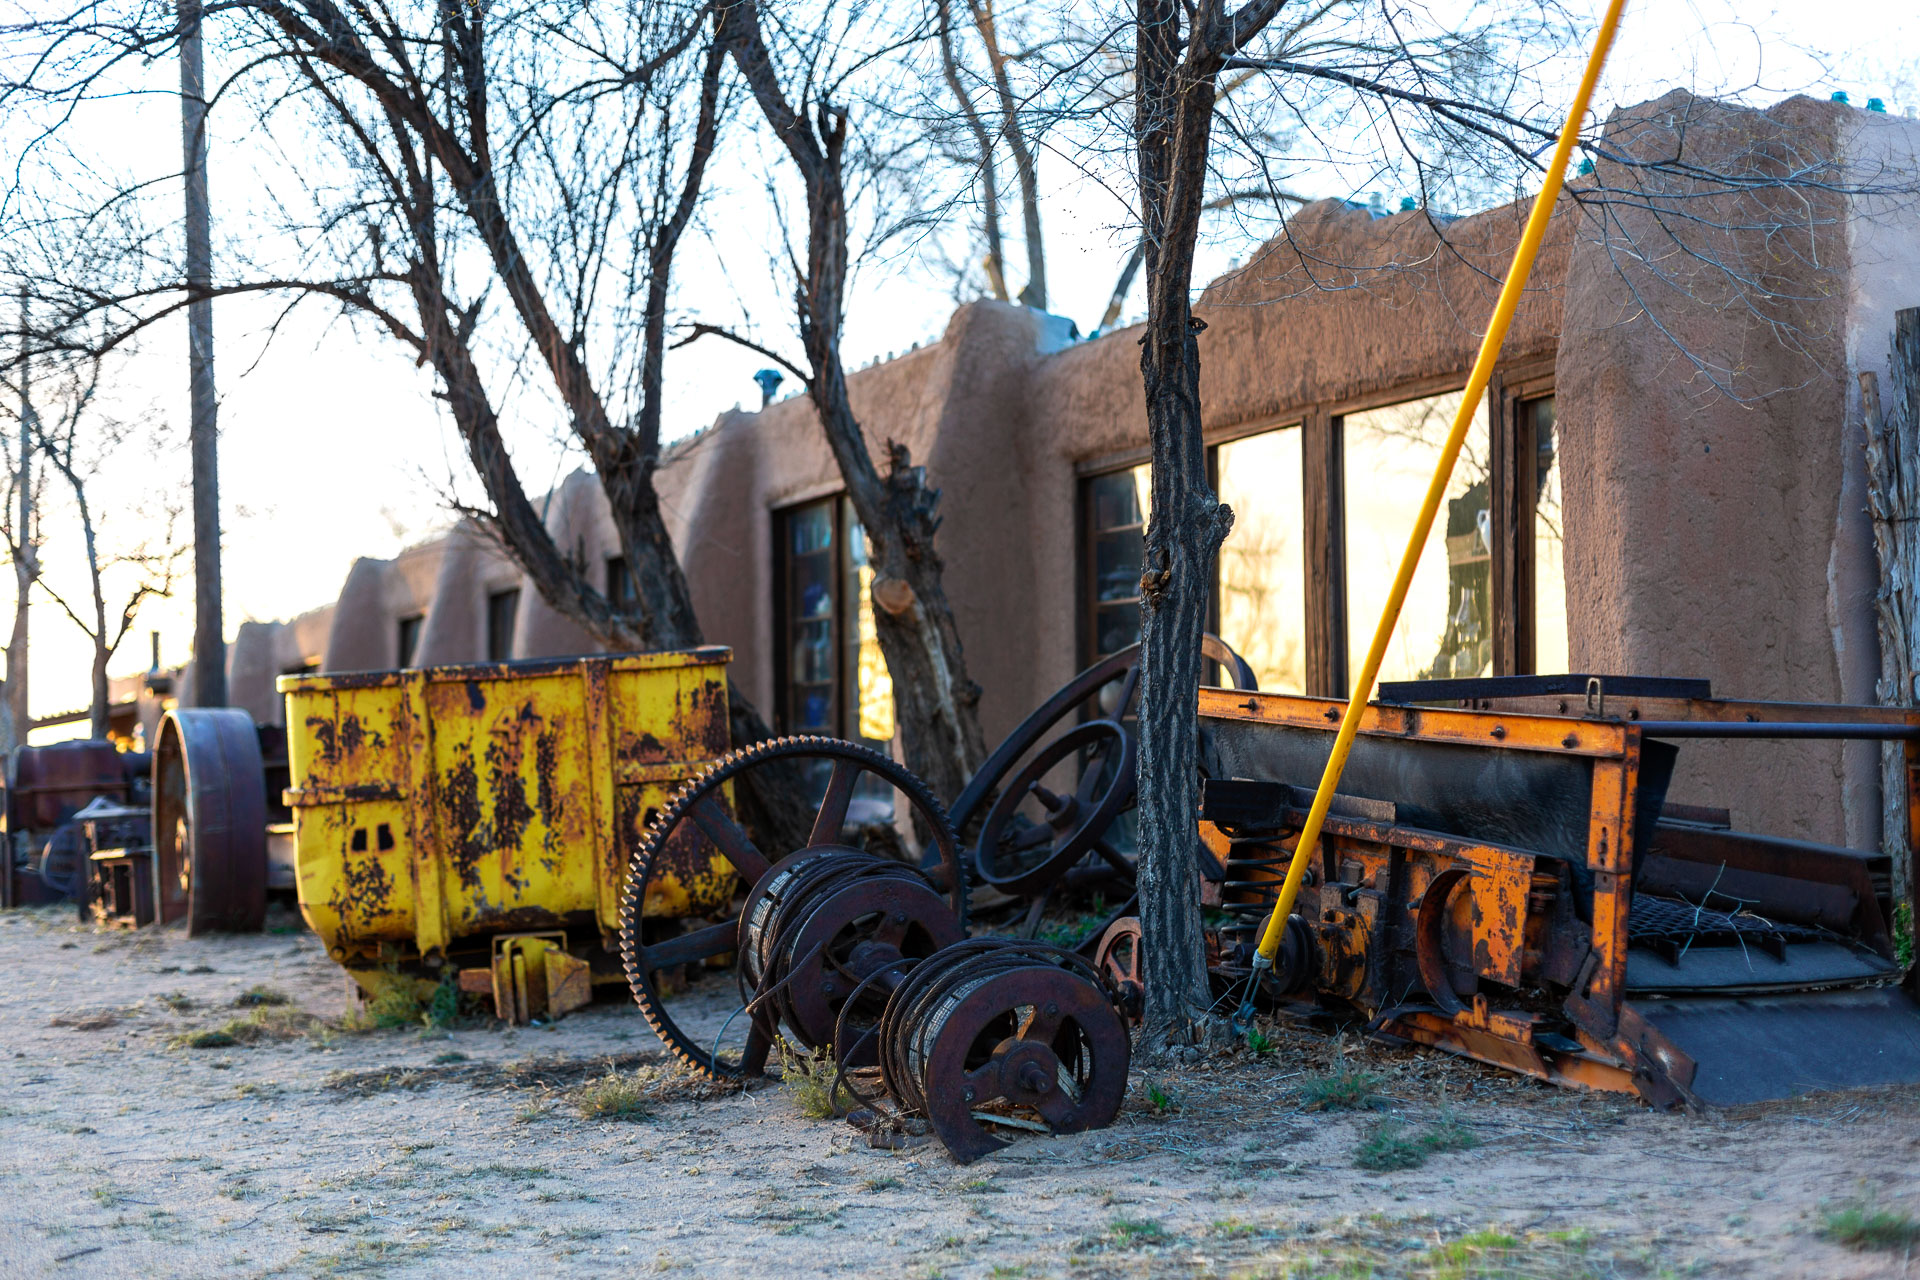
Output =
[{"x1": 276, "y1": 649, "x2": 731, "y2": 1019}]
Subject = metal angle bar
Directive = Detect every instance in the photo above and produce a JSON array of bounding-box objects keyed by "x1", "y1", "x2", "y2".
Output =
[{"x1": 1634, "y1": 722, "x2": 1920, "y2": 740}]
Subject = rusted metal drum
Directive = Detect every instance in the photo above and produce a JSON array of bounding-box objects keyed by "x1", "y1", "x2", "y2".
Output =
[
  {"x1": 153, "y1": 708, "x2": 268, "y2": 934},
  {"x1": 10, "y1": 739, "x2": 128, "y2": 831}
]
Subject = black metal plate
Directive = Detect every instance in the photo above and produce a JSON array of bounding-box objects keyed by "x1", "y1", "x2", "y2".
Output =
[
  {"x1": 1377, "y1": 674, "x2": 1713, "y2": 703},
  {"x1": 1641, "y1": 988, "x2": 1920, "y2": 1105}
]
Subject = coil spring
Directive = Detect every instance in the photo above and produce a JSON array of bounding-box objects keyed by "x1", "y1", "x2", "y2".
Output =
[
  {"x1": 874, "y1": 938, "x2": 1112, "y2": 1119},
  {"x1": 737, "y1": 849, "x2": 936, "y2": 1044}
]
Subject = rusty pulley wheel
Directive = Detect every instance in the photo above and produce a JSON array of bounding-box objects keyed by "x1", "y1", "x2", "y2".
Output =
[
  {"x1": 975, "y1": 720, "x2": 1135, "y2": 894},
  {"x1": 1092, "y1": 916, "x2": 1144, "y2": 1025},
  {"x1": 619, "y1": 736, "x2": 969, "y2": 1081},
  {"x1": 952, "y1": 636, "x2": 1256, "y2": 893},
  {"x1": 738, "y1": 848, "x2": 964, "y2": 1065},
  {"x1": 153, "y1": 709, "x2": 268, "y2": 934},
  {"x1": 877, "y1": 939, "x2": 1131, "y2": 1164}
]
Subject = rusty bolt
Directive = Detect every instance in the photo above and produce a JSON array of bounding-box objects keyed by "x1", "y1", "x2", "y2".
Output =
[
  {"x1": 1019, "y1": 1064, "x2": 1053, "y2": 1094},
  {"x1": 1045, "y1": 1002, "x2": 1058, "y2": 1017},
  {"x1": 963, "y1": 1086, "x2": 976, "y2": 1103},
  {"x1": 891, "y1": 911, "x2": 908, "y2": 925},
  {"x1": 1490, "y1": 725, "x2": 1506, "y2": 740},
  {"x1": 1562, "y1": 733, "x2": 1579, "y2": 748},
  {"x1": 822, "y1": 981, "x2": 836, "y2": 996}
]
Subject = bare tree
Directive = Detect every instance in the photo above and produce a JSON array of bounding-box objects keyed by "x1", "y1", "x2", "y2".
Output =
[
  {"x1": 1, "y1": 287, "x2": 41, "y2": 756},
  {"x1": 23, "y1": 358, "x2": 184, "y2": 740},
  {"x1": 1122, "y1": 0, "x2": 1296, "y2": 1047},
  {"x1": 0, "y1": 0, "x2": 817, "y2": 834},
  {"x1": 697, "y1": 0, "x2": 992, "y2": 806}
]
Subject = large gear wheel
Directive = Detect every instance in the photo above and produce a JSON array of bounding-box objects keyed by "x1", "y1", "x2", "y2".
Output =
[{"x1": 618, "y1": 735, "x2": 968, "y2": 1081}]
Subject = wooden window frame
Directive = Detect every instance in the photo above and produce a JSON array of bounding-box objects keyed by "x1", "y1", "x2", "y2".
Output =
[
  {"x1": 1078, "y1": 467, "x2": 1150, "y2": 670},
  {"x1": 1075, "y1": 363, "x2": 1557, "y2": 697},
  {"x1": 774, "y1": 495, "x2": 875, "y2": 740}
]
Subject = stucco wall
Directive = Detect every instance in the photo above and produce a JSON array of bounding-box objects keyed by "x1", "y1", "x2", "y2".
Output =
[
  {"x1": 1557, "y1": 92, "x2": 1872, "y2": 846},
  {"x1": 263, "y1": 91, "x2": 1911, "y2": 852}
]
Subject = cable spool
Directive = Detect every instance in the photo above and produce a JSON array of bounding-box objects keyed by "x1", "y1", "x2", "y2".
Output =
[
  {"x1": 737, "y1": 848, "x2": 963, "y2": 1062},
  {"x1": 875, "y1": 939, "x2": 1131, "y2": 1164}
]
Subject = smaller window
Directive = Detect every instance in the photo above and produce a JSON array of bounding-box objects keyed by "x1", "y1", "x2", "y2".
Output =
[
  {"x1": 487, "y1": 589, "x2": 520, "y2": 662},
  {"x1": 1526, "y1": 395, "x2": 1569, "y2": 674},
  {"x1": 397, "y1": 614, "x2": 424, "y2": 668},
  {"x1": 1083, "y1": 465, "x2": 1151, "y2": 662},
  {"x1": 607, "y1": 556, "x2": 637, "y2": 613}
]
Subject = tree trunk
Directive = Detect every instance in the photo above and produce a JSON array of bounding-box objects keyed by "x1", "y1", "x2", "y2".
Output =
[
  {"x1": 967, "y1": 0, "x2": 1045, "y2": 309},
  {"x1": 937, "y1": 0, "x2": 1008, "y2": 302},
  {"x1": 1130, "y1": 0, "x2": 1261, "y2": 1049},
  {"x1": 179, "y1": 0, "x2": 225, "y2": 708},
  {"x1": 1863, "y1": 308, "x2": 1920, "y2": 936},
  {"x1": 721, "y1": 1, "x2": 990, "y2": 806},
  {"x1": 6, "y1": 286, "x2": 35, "y2": 757}
]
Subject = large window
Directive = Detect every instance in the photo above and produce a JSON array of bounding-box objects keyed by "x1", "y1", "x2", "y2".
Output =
[
  {"x1": 1076, "y1": 379, "x2": 1561, "y2": 699},
  {"x1": 1215, "y1": 428, "x2": 1306, "y2": 692},
  {"x1": 776, "y1": 497, "x2": 894, "y2": 744},
  {"x1": 1080, "y1": 437, "x2": 1306, "y2": 693},
  {"x1": 1344, "y1": 391, "x2": 1492, "y2": 684}
]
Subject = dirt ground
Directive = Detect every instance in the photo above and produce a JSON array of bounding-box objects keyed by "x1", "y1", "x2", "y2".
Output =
[{"x1": 4, "y1": 905, "x2": 1920, "y2": 1278}]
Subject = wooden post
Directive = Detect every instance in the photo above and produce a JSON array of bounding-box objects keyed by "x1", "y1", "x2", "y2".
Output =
[{"x1": 179, "y1": 0, "x2": 225, "y2": 707}]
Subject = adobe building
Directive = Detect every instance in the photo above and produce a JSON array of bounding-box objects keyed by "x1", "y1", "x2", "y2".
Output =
[{"x1": 232, "y1": 92, "x2": 1920, "y2": 856}]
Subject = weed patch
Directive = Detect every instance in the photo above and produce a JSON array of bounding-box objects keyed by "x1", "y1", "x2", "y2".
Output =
[
  {"x1": 778, "y1": 1045, "x2": 852, "y2": 1120},
  {"x1": 1299, "y1": 1062, "x2": 1385, "y2": 1111},
  {"x1": 170, "y1": 1006, "x2": 316, "y2": 1049},
  {"x1": 1105, "y1": 1216, "x2": 1169, "y2": 1249},
  {"x1": 1821, "y1": 1202, "x2": 1920, "y2": 1252},
  {"x1": 1354, "y1": 1116, "x2": 1479, "y2": 1171},
  {"x1": 234, "y1": 985, "x2": 291, "y2": 1007}
]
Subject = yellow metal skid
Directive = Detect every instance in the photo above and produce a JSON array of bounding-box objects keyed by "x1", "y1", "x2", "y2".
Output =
[{"x1": 278, "y1": 649, "x2": 732, "y2": 1012}]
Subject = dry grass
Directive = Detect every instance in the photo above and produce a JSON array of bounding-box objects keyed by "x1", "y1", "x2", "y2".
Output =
[
  {"x1": 1353, "y1": 1114, "x2": 1479, "y2": 1171},
  {"x1": 169, "y1": 1005, "x2": 317, "y2": 1049},
  {"x1": 1300, "y1": 1061, "x2": 1387, "y2": 1111},
  {"x1": 777, "y1": 1045, "x2": 852, "y2": 1120},
  {"x1": 1820, "y1": 1202, "x2": 1920, "y2": 1252},
  {"x1": 323, "y1": 1051, "x2": 690, "y2": 1099}
]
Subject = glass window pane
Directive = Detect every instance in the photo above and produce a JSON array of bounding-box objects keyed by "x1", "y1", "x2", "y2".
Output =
[
  {"x1": 1343, "y1": 391, "x2": 1491, "y2": 687},
  {"x1": 790, "y1": 503, "x2": 834, "y2": 556},
  {"x1": 1531, "y1": 396, "x2": 1569, "y2": 674},
  {"x1": 792, "y1": 552, "x2": 833, "y2": 620},
  {"x1": 1085, "y1": 464, "x2": 1151, "y2": 658},
  {"x1": 844, "y1": 506, "x2": 894, "y2": 745},
  {"x1": 1090, "y1": 467, "x2": 1149, "y2": 531},
  {"x1": 1095, "y1": 603, "x2": 1141, "y2": 657},
  {"x1": 1216, "y1": 428, "x2": 1305, "y2": 694},
  {"x1": 1093, "y1": 533, "x2": 1143, "y2": 603}
]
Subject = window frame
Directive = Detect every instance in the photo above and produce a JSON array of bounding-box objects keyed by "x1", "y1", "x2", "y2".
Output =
[
  {"x1": 773, "y1": 495, "x2": 887, "y2": 743},
  {"x1": 1077, "y1": 465, "x2": 1152, "y2": 670},
  {"x1": 1073, "y1": 364, "x2": 1561, "y2": 696}
]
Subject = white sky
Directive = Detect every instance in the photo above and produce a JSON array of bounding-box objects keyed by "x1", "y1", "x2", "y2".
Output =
[{"x1": 7, "y1": 0, "x2": 1916, "y2": 730}]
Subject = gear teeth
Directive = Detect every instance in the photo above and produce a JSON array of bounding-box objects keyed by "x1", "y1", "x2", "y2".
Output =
[{"x1": 618, "y1": 734, "x2": 967, "y2": 1082}]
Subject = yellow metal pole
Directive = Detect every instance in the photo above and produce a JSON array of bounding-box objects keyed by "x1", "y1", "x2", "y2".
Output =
[{"x1": 1248, "y1": 0, "x2": 1628, "y2": 977}]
